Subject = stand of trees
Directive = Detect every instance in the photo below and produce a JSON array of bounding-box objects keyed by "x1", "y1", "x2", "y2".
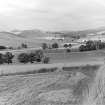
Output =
[
  {"x1": 79, "y1": 40, "x2": 105, "y2": 52},
  {"x1": 18, "y1": 50, "x2": 50, "y2": 64},
  {"x1": 0, "y1": 50, "x2": 50, "y2": 65},
  {"x1": 64, "y1": 43, "x2": 72, "y2": 48}
]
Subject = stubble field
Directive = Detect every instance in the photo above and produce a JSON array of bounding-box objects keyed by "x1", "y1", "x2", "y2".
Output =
[{"x1": 0, "y1": 64, "x2": 100, "y2": 105}]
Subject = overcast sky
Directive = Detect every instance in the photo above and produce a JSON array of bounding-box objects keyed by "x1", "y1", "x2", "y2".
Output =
[{"x1": 0, "y1": 0, "x2": 105, "y2": 31}]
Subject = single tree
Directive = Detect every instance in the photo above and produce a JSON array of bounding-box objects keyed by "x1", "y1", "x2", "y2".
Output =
[{"x1": 52, "y1": 43, "x2": 59, "y2": 48}]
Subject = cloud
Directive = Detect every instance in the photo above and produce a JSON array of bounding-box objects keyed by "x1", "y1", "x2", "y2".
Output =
[{"x1": 0, "y1": 0, "x2": 105, "y2": 31}]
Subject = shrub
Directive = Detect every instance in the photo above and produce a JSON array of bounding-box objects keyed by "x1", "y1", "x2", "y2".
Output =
[
  {"x1": 66, "y1": 49, "x2": 71, "y2": 53},
  {"x1": 38, "y1": 67, "x2": 57, "y2": 73},
  {"x1": 35, "y1": 50, "x2": 44, "y2": 62},
  {"x1": 69, "y1": 44, "x2": 72, "y2": 47},
  {"x1": 36, "y1": 59, "x2": 41, "y2": 62},
  {"x1": 43, "y1": 57, "x2": 50, "y2": 64},
  {"x1": 18, "y1": 53, "x2": 29, "y2": 63},
  {"x1": 42, "y1": 43, "x2": 48, "y2": 50},
  {"x1": 21, "y1": 43, "x2": 28, "y2": 48}
]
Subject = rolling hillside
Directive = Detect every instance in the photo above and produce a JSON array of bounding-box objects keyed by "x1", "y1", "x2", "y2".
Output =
[
  {"x1": 0, "y1": 31, "x2": 54, "y2": 48},
  {"x1": 15, "y1": 29, "x2": 48, "y2": 39},
  {"x1": 0, "y1": 26, "x2": 105, "y2": 48},
  {"x1": 0, "y1": 31, "x2": 45, "y2": 48}
]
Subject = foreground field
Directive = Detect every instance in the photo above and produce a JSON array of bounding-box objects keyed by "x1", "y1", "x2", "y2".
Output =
[
  {"x1": 0, "y1": 49, "x2": 104, "y2": 105},
  {"x1": 0, "y1": 64, "x2": 100, "y2": 105}
]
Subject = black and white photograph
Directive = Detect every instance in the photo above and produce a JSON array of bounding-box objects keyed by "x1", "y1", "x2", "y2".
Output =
[{"x1": 0, "y1": 0, "x2": 105, "y2": 105}]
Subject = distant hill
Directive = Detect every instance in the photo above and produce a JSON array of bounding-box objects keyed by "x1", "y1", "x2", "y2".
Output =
[
  {"x1": 0, "y1": 31, "x2": 25, "y2": 47},
  {"x1": 0, "y1": 31, "x2": 58, "y2": 48},
  {"x1": 52, "y1": 26, "x2": 105, "y2": 38},
  {"x1": 0, "y1": 31, "x2": 47, "y2": 48},
  {"x1": 11, "y1": 26, "x2": 105, "y2": 38},
  {"x1": 12, "y1": 29, "x2": 49, "y2": 39},
  {"x1": 0, "y1": 26, "x2": 105, "y2": 48}
]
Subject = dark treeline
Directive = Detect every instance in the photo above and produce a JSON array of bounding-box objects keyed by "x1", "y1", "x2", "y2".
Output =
[
  {"x1": 18, "y1": 50, "x2": 50, "y2": 64},
  {"x1": 0, "y1": 50, "x2": 50, "y2": 65},
  {"x1": 79, "y1": 40, "x2": 105, "y2": 51}
]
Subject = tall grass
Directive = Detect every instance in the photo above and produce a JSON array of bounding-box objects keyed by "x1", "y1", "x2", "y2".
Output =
[{"x1": 82, "y1": 65, "x2": 105, "y2": 105}]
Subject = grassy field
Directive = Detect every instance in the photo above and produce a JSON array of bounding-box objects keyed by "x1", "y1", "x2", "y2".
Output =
[
  {"x1": 0, "y1": 64, "x2": 100, "y2": 105},
  {"x1": 0, "y1": 48, "x2": 104, "y2": 105},
  {"x1": 1, "y1": 29, "x2": 105, "y2": 105},
  {"x1": 0, "y1": 48, "x2": 104, "y2": 76}
]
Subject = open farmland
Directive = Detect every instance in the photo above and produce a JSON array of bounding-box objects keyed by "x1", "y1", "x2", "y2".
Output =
[
  {"x1": 45, "y1": 50, "x2": 105, "y2": 63},
  {"x1": 0, "y1": 64, "x2": 100, "y2": 105},
  {"x1": 0, "y1": 40, "x2": 104, "y2": 105},
  {"x1": 0, "y1": 29, "x2": 105, "y2": 105},
  {"x1": 0, "y1": 48, "x2": 103, "y2": 105},
  {"x1": 1, "y1": 0, "x2": 105, "y2": 104}
]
